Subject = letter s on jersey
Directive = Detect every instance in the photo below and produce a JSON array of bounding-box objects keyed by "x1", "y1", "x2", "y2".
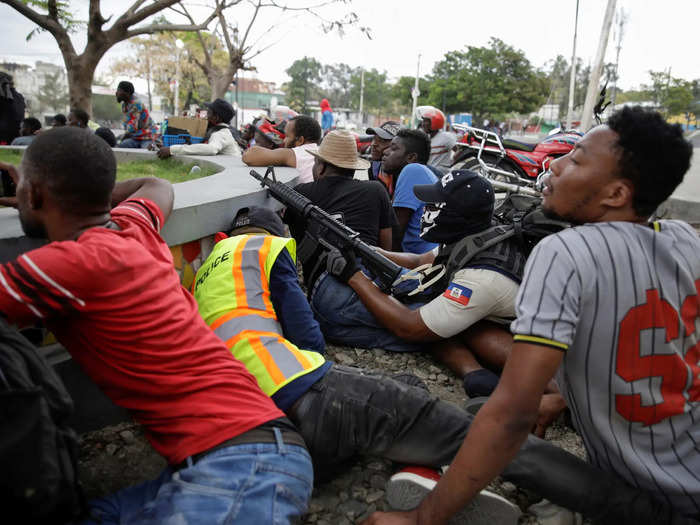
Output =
[{"x1": 615, "y1": 281, "x2": 700, "y2": 426}]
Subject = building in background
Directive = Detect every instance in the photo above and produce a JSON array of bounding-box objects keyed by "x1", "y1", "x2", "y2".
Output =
[
  {"x1": 0, "y1": 60, "x2": 68, "y2": 120},
  {"x1": 224, "y1": 77, "x2": 285, "y2": 127}
]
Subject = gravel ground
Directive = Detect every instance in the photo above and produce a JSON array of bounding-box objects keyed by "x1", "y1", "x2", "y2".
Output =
[{"x1": 77, "y1": 342, "x2": 586, "y2": 524}]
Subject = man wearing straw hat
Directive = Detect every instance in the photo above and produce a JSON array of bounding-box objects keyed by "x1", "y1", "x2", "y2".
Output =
[{"x1": 285, "y1": 129, "x2": 395, "y2": 289}]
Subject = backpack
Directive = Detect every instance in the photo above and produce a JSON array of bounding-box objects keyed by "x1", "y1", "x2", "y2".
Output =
[
  {"x1": 0, "y1": 319, "x2": 84, "y2": 524},
  {"x1": 394, "y1": 193, "x2": 569, "y2": 303}
]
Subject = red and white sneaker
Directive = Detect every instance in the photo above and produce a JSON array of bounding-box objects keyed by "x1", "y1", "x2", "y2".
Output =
[
  {"x1": 386, "y1": 466, "x2": 521, "y2": 525},
  {"x1": 385, "y1": 466, "x2": 442, "y2": 510}
]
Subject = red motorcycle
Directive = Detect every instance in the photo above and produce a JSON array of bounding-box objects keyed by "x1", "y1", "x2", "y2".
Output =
[{"x1": 451, "y1": 125, "x2": 582, "y2": 187}]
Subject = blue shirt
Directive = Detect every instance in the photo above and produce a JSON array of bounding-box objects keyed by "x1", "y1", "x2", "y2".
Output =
[
  {"x1": 321, "y1": 110, "x2": 334, "y2": 131},
  {"x1": 269, "y1": 249, "x2": 331, "y2": 410},
  {"x1": 392, "y1": 163, "x2": 439, "y2": 254}
]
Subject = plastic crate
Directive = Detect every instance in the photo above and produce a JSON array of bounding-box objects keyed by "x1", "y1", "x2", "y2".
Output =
[{"x1": 162, "y1": 134, "x2": 205, "y2": 147}]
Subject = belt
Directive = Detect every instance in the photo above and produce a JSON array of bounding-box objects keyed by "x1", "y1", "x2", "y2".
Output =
[{"x1": 174, "y1": 425, "x2": 307, "y2": 471}]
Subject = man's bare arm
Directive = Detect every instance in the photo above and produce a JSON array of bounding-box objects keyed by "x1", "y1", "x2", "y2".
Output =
[
  {"x1": 375, "y1": 247, "x2": 435, "y2": 269},
  {"x1": 393, "y1": 207, "x2": 413, "y2": 250},
  {"x1": 111, "y1": 178, "x2": 174, "y2": 223},
  {"x1": 378, "y1": 227, "x2": 393, "y2": 251},
  {"x1": 346, "y1": 271, "x2": 440, "y2": 341},
  {"x1": 242, "y1": 146, "x2": 296, "y2": 167}
]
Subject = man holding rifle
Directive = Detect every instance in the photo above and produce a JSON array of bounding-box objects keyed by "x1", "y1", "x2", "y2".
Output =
[
  {"x1": 284, "y1": 129, "x2": 395, "y2": 290},
  {"x1": 309, "y1": 169, "x2": 543, "y2": 400}
]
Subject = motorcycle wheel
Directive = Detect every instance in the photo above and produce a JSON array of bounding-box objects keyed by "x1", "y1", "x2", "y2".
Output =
[{"x1": 454, "y1": 154, "x2": 527, "y2": 185}]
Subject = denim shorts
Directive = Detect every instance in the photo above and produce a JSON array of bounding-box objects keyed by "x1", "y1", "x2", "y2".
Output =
[
  {"x1": 84, "y1": 427, "x2": 313, "y2": 524},
  {"x1": 310, "y1": 272, "x2": 424, "y2": 352}
]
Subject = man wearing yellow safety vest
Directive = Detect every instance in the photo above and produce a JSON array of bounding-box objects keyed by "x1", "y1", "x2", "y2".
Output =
[{"x1": 191, "y1": 206, "x2": 662, "y2": 524}]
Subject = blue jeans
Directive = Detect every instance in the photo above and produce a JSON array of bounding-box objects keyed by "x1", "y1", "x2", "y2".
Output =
[
  {"x1": 83, "y1": 428, "x2": 313, "y2": 524},
  {"x1": 119, "y1": 137, "x2": 150, "y2": 149},
  {"x1": 309, "y1": 272, "x2": 423, "y2": 352}
]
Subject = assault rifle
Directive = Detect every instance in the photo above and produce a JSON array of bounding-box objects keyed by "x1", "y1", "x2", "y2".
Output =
[{"x1": 250, "y1": 167, "x2": 433, "y2": 294}]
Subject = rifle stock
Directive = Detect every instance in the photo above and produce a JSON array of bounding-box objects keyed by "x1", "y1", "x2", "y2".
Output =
[{"x1": 250, "y1": 168, "x2": 402, "y2": 292}]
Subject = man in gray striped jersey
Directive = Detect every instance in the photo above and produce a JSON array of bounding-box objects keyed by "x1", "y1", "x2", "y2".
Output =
[{"x1": 364, "y1": 107, "x2": 699, "y2": 524}]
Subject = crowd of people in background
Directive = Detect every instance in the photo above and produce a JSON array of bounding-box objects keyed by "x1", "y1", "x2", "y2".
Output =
[{"x1": 0, "y1": 68, "x2": 698, "y2": 525}]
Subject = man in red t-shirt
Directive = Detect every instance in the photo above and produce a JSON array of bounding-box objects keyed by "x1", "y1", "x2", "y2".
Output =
[{"x1": 0, "y1": 127, "x2": 312, "y2": 524}]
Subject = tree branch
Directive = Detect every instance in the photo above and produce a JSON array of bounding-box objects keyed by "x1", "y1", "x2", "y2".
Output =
[
  {"x1": 256, "y1": 0, "x2": 344, "y2": 12},
  {"x1": 87, "y1": 0, "x2": 110, "y2": 39},
  {"x1": 124, "y1": 21, "x2": 208, "y2": 38},
  {"x1": 237, "y1": 0, "x2": 262, "y2": 50},
  {"x1": 47, "y1": 0, "x2": 58, "y2": 21},
  {"x1": 180, "y1": 4, "x2": 213, "y2": 70},
  {"x1": 2, "y1": 0, "x2": 61, "y2": 33},
  {"x1": 114, "y1": 0, "x2": 181, "y2": 29},
  {"x1": 218, "y1": 11, "x2": 236, "y2": 55}
]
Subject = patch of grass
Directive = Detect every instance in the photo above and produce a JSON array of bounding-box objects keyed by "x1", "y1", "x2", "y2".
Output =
[
  {"x1": 0, "y1": 149, "x2": 22, "y2": 166},
  {"x1": 0, "y1": 149, "x2": 219, "y2": 182},
  {"x1": 116, "y1": 158, "x2": 220, "y2": 182}
]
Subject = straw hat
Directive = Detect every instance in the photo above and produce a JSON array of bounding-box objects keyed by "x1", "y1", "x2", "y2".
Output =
[{"x1": 309, "y1": 130, "x2": 370, "y2": 170}]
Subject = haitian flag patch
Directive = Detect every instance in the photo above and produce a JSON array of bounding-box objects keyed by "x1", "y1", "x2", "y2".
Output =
[{"x1": 442, "y1": 282, "x2": 472, "y2": 306}]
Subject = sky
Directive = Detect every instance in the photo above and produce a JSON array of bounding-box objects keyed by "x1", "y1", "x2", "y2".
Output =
[{"x1": 0, "y1": 0, "x2": 698, "y2": 94}]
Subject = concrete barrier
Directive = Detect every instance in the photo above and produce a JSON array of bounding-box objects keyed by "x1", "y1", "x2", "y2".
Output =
[{"x1": 0, "y1": 146, "x2": 299, "y2": 246}]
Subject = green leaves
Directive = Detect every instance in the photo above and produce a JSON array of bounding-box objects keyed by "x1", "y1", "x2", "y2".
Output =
[
  {"x1": 283, "y1": 57, "x2": 323, "y2": 112},
  {"x1": 21, "y1": 0, "x2": 83, "y2": 37},
  {"x1": 426, "y1": 38, "x2": 548, "y2": 121}
]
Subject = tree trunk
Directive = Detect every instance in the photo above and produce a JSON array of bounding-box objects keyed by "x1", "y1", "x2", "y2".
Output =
[
  {"x1": 65, "y1": 58, "x2": 99, "y2": 114},
  {"x1": 210, "y1": 61, "x2": 241, "y2": 101},
  {"x1": 212, "y1": 73, "x2": 233, "y2": 101}
]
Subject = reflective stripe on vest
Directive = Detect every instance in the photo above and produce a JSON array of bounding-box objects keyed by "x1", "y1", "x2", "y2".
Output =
[{"x1": 193, "y1": 234, "x2": 325, "y2": 396}]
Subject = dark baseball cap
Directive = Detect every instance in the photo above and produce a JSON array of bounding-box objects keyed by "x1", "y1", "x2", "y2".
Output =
[
  {"x1": 414, "y1": 170, "x2": 495, "y2": 242},
  {"x1": 230, "y1": 206, "x2": 286, "y2": 237},
  {"x1": 366, "y1": 121, "x2": 401, "y2": 140},
  {"x1": 205, "y1": 98, "x2": 235, "y2": 124}
]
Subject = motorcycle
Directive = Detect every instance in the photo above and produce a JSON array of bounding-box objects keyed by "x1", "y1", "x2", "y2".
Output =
[
  {"x1": 451, "y1": 124, "x2": 582, "y2": 187},
  {"x1": 452, "y1": 85, "x2": 610, "y2": 188}
]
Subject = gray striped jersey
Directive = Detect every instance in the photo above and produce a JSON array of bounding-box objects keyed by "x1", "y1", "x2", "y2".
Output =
[{"x1": 511, "y1": 220, "x2": 700, "y2": 516}]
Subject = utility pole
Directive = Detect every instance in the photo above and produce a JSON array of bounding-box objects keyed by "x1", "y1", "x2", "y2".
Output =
[
  {"x1": 234, "y1": 72, "x2": 239, "y2": 128},
  {"x1": 580, "y1": 0, "x2": 617, "y2": 131},
  {"x1": 303, "y1": 58, "x2": 309, "y2": 115},
  {"x1": 359, "y1": 69, "x2": 364, "y2": 125},
  {"x1": 174, "y1": 39, "x2": 184, "y2": 115},
  {"x1": 610, "y1": 8, "x2": 627, "y2": 108},
  {"x1": 565, "y1": 0, "x2": 580, "y2": 130},
  {"x1": 411, "y1": 53, "x2": 421, "y2": 126}
]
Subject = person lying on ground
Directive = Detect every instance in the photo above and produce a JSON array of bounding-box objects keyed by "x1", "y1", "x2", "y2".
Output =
[
  {"x1": 362, "y1": 106, "x2": 700, "y2": 525},
  {"x1": 0, "y1": 127, "x2": 312, "y2": 524},
  {"x1": 243, "y1": 115, "x2": 321, "y2": 183},
  {"x1": 157, "y1": 98, "x2": 241, "y2": 159},
  {"x1": 193, "y1": 205, "x2": 689, "y2": 525}
]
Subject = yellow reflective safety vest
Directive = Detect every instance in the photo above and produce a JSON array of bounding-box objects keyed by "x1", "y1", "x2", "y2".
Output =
[{"x1": 193, "y1": 234, "x2": 326, "y2": 397}]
